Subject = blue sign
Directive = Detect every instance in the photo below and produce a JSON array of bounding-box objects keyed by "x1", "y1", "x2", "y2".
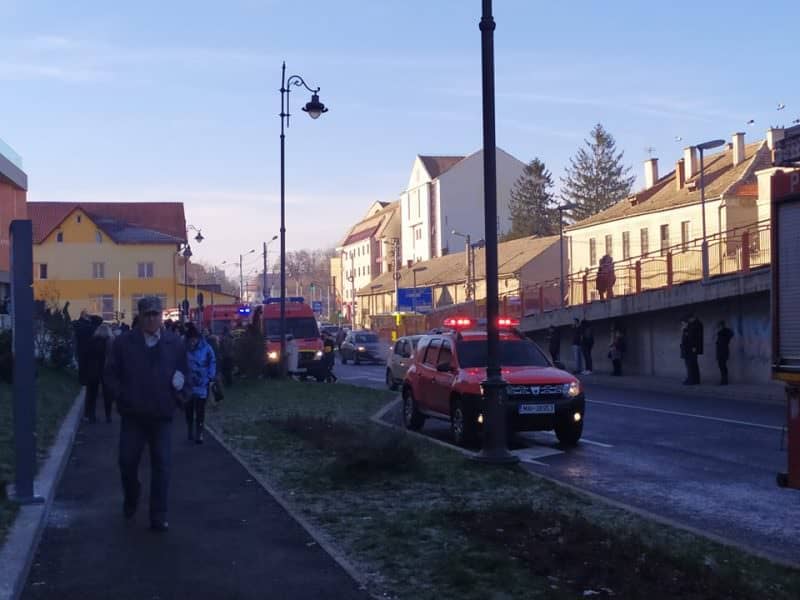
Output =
[
  {"x1": 397, "y1": 287, "x2": 434, "y2": 313},
  {"x1": 312, "y1": 300, "x2": 323, "y2": 313}
]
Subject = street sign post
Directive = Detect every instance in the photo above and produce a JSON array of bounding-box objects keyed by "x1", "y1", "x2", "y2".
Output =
[
  {"x1": 312, "y1": 300, "x2": 323, "y2": 314},
  {"x1": 397, "y1": 287, "x2": 434, "y2": 313}
]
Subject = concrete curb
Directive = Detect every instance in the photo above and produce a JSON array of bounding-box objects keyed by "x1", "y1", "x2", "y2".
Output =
[
  {"x1": 0, "y1": 390, "x2": 84, "y2": 600},
  {"x1": 204, "y1": 424, "x2": 378, "y2": 599},
  {"x1": 370, "y1": 397, "x2": 800, "y2": 570}
]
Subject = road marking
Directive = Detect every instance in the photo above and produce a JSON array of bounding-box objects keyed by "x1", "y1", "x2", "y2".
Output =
[
  {"x1": 587, "y1": 399, "x2": 783, "y2": 431},
  {"x1": 511, "y1": 446, "x2": 563, "y2": 465},
  {"x1": 529, "y1": 430, "x2": 614, "y2": 448}
]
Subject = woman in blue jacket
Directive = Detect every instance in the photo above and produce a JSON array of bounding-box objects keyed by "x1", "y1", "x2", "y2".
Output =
[{"x1": 185, "y1": 324, "x2": 217, "y2": 444}]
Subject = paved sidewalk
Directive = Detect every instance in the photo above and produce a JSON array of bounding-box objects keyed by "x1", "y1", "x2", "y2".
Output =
[
  {"x1": 579, "y1": 372, "x2": 786, "y2": 405},
  {"x1": 20, "y1": 415, "x2": 370, "y2": 600}
]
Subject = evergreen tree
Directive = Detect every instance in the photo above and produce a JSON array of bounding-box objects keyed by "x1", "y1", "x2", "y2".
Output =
[
  {"x1": 503, "y1": 157, "x2": 558, "y2": 241},
  {"x1": 560, "y1": 123, "x2": 635, "y2": 223}
]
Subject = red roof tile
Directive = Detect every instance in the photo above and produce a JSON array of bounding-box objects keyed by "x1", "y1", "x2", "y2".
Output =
[{"x1": 28, "y1": 202, "x2": 186, "y2": 244}]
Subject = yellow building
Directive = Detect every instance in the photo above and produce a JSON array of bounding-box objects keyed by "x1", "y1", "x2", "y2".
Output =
[{"x1": 29, "y1": 202, "x2": 189, "y2": 322}]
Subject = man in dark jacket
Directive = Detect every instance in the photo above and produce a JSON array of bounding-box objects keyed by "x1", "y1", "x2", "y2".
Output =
[
  {"x1": 715, "y1": 320, "x2": 734, "y2": 385},
  {"x1": 73, "y1": 310, "x2": 98, "y2": 386},
  {"x1": 105, "y1": 296, "x2": 187, "y2": 532},
  {"x1": 682, "y1": 314, "x2": 704, "y2": 385},
  {"x1": 547, "y1": 325, "x2": 560, "y2": 363}
]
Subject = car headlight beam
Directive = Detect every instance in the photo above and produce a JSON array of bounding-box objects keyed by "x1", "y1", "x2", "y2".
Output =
[{"x1": 564, "y1": 382, "x2": 581, "y2": 397}]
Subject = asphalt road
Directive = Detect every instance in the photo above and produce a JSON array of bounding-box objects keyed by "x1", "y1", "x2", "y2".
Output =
[{"x1": 336, "y1": 359, "x2": 800, "y2": 565}]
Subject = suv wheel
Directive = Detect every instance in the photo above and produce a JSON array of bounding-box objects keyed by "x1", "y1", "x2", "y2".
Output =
[
  {"x1": 386, "y1": 369, "x2": 398, "y2": 391},
  {"x1": 450, "y1": 398, "x2": 477, "y2": 447},
  {"x1": 402, "y1": 389, "x2": 425, "y2": 431},
  {"x1": 555, "y1": 417, "x2": 583, "y2": 447}
]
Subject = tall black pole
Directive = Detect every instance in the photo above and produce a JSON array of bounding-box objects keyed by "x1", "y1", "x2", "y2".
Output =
[
  {"x1": 559, "y1": 208, "x2": 565, "y2": 306},
  {"x1": 474, "y1": 0, "x2": 517, "y2": 464},
  {"x1": 699, "y1": 146, "x2": 709, "y2": 282},
  {"x1": 183, "y1": 247, "x2": 189, "y2": 322},
  {"x1": 279, "y1": 62, "x2": 288, "y2": 376}
]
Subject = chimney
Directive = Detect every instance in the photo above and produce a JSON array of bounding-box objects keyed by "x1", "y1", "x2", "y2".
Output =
[
  {"x1": 732, "y1": 132, "x2": 745, "y2": 166},
  {"x1": 767, "y1": 127, "x2": 785, "y2": 150},
  {"x1": 675, "y1": 158, "x2": 686, "y2": 191},
  {"x1": 644, "y1": 158, "x2": 659, "y2": 189},
  {"x1": 683, "y1": 146, "x2": 699, "y2": 179},
  {"x1": 406, "y1": 259, "x2": 413, "y2": 268}
]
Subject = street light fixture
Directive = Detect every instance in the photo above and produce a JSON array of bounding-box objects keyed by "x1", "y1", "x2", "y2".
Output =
[
  {"x1": 239, "y1": 249, "x2": 255, "y2": 302},
  {"x1": 263, "y1": 234, "x2": 278, "y2": 302},
  {"x1": 188, "y1": 224, "x2": 204, "y2": 244},
  {"x1": 452, "y1": 229, "x2": 474, "y2": 301},
  {"x1": 696, "y1": 138, "x2": 725, "y2": 281},
  {"x1": 179, "y1": 225, "x2": 204, "y2": 323},
  {"x1": 473, "y1": 0, "x2": 517, "y2": 465},
  {"x1": 279, "y1": 62, "x2": 328, "y2": 377},
  {"x1": 556, "y1": 203, "x2": 577, "y2": 306}
]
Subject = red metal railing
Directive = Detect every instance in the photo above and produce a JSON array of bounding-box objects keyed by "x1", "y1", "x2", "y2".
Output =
[{"x1": 512, "y1": 219, "x2": 771, "y2": 316}]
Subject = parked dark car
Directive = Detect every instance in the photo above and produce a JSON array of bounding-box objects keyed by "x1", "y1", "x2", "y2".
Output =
[{"x1": 340, "y1": 331, "x2": 384, "y2": 365}]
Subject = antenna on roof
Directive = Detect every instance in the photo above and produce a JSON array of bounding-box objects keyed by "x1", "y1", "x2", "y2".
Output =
[
  {"x1": 777, "y1": 103, "x2": 786, "y2": 111},
  {"x1": 746, "y1": 119, "x2": 755, "y2": 126},
  {"x1": 674, "y1": 136, "x2": 682, "y2": 142},
  {"x1": 644, "y1": 146, "x2": 656, "y2": 157},
  {"x1": 793, "y1": 118, "x2": 800, "y2": 125}
]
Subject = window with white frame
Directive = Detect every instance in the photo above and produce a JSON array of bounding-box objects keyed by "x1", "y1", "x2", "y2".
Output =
[
  {"x1": 92, "y1": 262, "x2": 105, "y2": 279},
  {"x1": 622, "y1": 231, "x2": 630, "y2": 260},
  {"x1": 681, "y1": 221, "x2": 690, "y2": 251},
  {"x1": 589, "y1": 238, "x2": 597, "y2": 266},
  {"x1": 605, "y1": 234, "x2": 613, "y2": 258},
  {"x1": 137, "y1": 262, "x2": 155, "y2": 279},
  {"x1": 90, "y1": 294, "x2": 115, "y2": 321},
  {"x1": 38, "y1": 263, "x2": 48, "y2": 280}
]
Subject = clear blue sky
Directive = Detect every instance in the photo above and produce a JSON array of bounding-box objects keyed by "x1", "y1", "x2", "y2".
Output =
[{"x1": 1, "y1": 0, "x2": 798, "y2": 278}]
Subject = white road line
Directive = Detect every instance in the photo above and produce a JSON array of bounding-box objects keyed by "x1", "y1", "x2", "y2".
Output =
[
  {"x1": 532, "y1": 431, "x2": 614, "y2": 448},
  {"x1": 511, "y1": 446, "x2": 563, "y2": 465},
  {"x1": 587, "y1": 399, "x2": 783, "y2": 431}
]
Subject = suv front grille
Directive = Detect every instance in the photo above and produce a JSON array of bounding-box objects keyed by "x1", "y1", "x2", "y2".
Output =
[{"x1": 507, "y1": 384, "x2": 564, "y2": 398}]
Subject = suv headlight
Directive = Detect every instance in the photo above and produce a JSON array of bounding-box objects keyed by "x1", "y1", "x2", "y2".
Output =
[
  {"x1": 314, "y1": 350, "x2": 324, "y2": 360},
  {"x1": 267, "y1": 351, "x2": 279, "y2": 361},
  {"x1": 357, "y1": 346, "x2": 366, "y2": 352},
  {"x1": 563, "y1": 381, "x2": 582, "y2": 398}
]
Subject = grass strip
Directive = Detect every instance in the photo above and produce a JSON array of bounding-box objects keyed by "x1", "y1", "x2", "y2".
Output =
[
  {"x1": 0, "y1": 368, "x2": 80, "y2": 540},
  {"x1": 209, "y1": 379, "x2": 800, "y2": 600}
]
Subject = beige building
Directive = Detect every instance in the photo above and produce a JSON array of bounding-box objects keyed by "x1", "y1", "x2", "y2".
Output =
[
  {"x1": 565, "y1": 131, "x2": 775, "y2": 301},
  {"x1": 337, "y1": 201, "x2": 400, "y2": 321},
  {"x1": 355, "y1": 235, "x2": 561, "y2": 327}
]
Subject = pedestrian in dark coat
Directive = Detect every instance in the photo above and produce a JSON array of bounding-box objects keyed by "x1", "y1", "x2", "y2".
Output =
[
  {"x1": 322, "y1": 334, "x2": 337, "y2": 383},
  {"x1": 571, "y1": 318, "x2": 583, "y2": 374},
  {"x1": 220, "y1": 328, "x2": 235, "y2": 387},
  {"x1": 608, "y1": 329, "x2": 626, "y2": 376},
  {"x1": 681, "y1": 314, "x2": 704, "y2": 385},
  {"x1": 184, "y1": 324, "x2": 216, "y2": 444},
  {"x1": 715, "y1": 320, "x2": 734, "y2": 385},
  {"x1": 104, "y1": 296, "x2": 188, "y2": 532},
  {"x1": 547, "y1": 326, "x2": 561, "y2": 363},
  {"x1": 580, "y1": 320, "x2": 594, "y2": 374},
  {"x1": 85, "y1": 324, "x2": 114, "y2": 423},
  {"x1": 73, "y1": 310, "x2": 98, "y2": 386}
]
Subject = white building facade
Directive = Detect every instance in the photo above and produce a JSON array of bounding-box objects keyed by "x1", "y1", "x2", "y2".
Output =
[{"x1": 400, "y1": 148, "x2": 526, "y2": 265}]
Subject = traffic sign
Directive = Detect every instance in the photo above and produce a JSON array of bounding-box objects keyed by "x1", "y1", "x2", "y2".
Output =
[
  {"x1": 397, "y1": 287, "x2": 433, "y2": 313},
  {"x1": 312, "y1": 300, "x2": 323, "y2": 313}
]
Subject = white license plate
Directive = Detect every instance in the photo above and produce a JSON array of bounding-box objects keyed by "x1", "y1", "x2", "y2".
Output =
[{"x1": 519, "y1": 403, "x2": 555, "y2": 415}]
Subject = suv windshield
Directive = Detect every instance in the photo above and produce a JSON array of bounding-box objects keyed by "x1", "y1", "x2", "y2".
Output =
[
  {"x1": 355, "y1": 333, "x2": 379, "y2": 343},
  {"x1": 264, "y1": 317, "x2": 319, "y2": 340},
  {"x1": 456, "y1": 339, "x2": 550, "y2": 368}
]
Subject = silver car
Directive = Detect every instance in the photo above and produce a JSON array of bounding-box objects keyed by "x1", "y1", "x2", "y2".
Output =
[
  {"x1": 340, "y1": 331, "x2": 385, "y2": 365},
  {"x1": 385, "y1": 335, "x2": 422, "y2": 390}
]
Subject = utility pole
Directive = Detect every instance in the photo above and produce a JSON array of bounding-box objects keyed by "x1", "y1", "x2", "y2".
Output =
[
  {"x1": 263, "y1": 241, "x2": 268, "y2": 302},
  {"x1": 465, "y1": 233, "x2": 472, "y2": 300},
  {"x1": 392, "y1": 238, "x2": 400, "y2": 312},
  {"x1": 239, "y1": 254, "x2": 244, "y2": 302}
]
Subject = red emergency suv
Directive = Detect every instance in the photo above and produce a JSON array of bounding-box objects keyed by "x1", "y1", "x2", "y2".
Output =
[{"x1": 402, "y1": 317, "x2": 585, "y2": 447}]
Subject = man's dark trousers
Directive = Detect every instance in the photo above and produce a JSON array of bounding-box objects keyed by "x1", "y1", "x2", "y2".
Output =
[
  {"x1": 119, "y1": 415, "x2": 172, "y2": 521},
  {"x1": 685, "y1": 352, "x2": 700, "y2": 384}
]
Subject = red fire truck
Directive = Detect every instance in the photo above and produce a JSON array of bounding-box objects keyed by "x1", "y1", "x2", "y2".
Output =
[
  {"x1": 261, "y1": 297, "x2": 325, "y2": 379},
  {"x1": 196, "y1": 304, "x2": 252, "y2": 335}
]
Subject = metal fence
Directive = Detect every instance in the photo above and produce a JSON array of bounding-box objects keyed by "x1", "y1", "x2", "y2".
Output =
[{"x1": 515, "y1": 220, "x2": 771, "y2": 315}]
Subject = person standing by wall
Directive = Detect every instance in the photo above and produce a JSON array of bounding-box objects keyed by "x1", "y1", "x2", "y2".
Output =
[
  {"x1": 608, "y1": 328, "x2": 626, "y2": 376},
  {"x1": 85, "y1": 324, "x2": 114, "y2": 423},
  {"x1": 571, "y1": 318, "x2": 583, "y2": 375},
  {"x1": 184, "y1": 324, "x2": 216, "y2": 444},
  {"x1": 547, "y1": 325, "x2": 561, "y2": 363},
  {"x1": 715, "y1": 320, "x2": 734, "y2": 385},
  {"x1": 105, "y1": 296, "x2": 187, "y2": 532},
  {"x1": 681, "y1": 314, "x2": 704, "y2": 385},
  {"x1": 580, "y1": 320, "x2": 594, "y2": 375}
]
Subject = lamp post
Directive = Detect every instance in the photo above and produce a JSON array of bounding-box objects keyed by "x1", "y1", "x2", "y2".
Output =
[
  {"x1": 474, "y1": 0, "x2": 517, "y2": 465},
  {"x1": 279, "y1": 62, "x2": 328, "y2": 377},
  {"x1": 263, "y1": 235, "x2": 278, "y2": 302},
  {"x1": 696, "y1": 139, "x2": 725, "y2": 281},
  {"x1": 556, "y1": 203, "x2": 576, "y2": 306},
  {"x1": 411, "y1": 266, "x2": 427, "y2": 313},
  {"x1": 452, "y1": 229, "x2": 473, "y2": 301},
  {"x1": 179, "y1": 225, "x2": 204, "y2": 323},
  {"x1": 238, "y1": 249, "x2": 255, "y2": 302}
]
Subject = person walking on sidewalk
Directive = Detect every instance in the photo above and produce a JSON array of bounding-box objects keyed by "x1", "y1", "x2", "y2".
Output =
[
  {"x1": 580, "y1": 320, "x2": 594, "y2": 375},
  {"x1": 322, "y1": 333, "x2": 338, "y2": 383},
  {"x1": 715, "y1": 320, "x2": 734, "y2": 385},
  {"x1": 105, "y1": 296, "x2": 188, "y2": 532},
  {"x1": 547, "y1": 325, "x2": 561, "y2": 363},
  {"x1": 571, "y1": 318, "x2": 583, "y2": 374},
  {"x1": 84, "y1": 324, "x2": 114, "y2": 423},
  {"x1": 184, "y1": 324, "x2": 216, "y2": 444},
  {"x1": 74, "y1": 309, "x2": 99, "y2": 388}
]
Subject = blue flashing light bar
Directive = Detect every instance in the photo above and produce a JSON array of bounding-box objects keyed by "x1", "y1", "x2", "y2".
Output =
[{"x1": 237, "y1": 306, "x2": 252, "y2": 314}]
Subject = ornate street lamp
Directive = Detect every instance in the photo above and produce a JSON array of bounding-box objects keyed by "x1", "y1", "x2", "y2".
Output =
[
  {"x1": 179, "y1": 224, "x2": 204, "y2": 323},
  {"x1": 279, "y1": 62, "x2": 328, "y2": 376}
]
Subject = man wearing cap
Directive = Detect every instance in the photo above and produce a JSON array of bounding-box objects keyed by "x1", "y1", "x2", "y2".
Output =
[{"x1": 105, "y1": 296, "x2": 188, "y2": 532}]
